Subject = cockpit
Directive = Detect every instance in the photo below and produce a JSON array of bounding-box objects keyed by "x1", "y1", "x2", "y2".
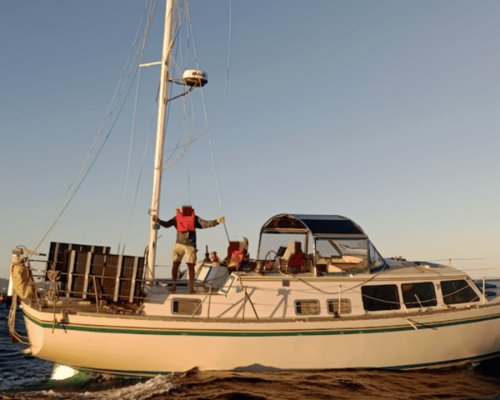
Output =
[{"x1": 256, "y1": 214, "x2": 387, "y2": 275}]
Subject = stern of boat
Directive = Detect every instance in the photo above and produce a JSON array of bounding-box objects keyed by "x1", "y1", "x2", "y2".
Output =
[{"x1": 20, "y1": 302, "x2": 47, "y2": 357}]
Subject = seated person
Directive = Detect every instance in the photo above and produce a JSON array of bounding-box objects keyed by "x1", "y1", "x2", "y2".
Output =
[
  {"x1": 281, "y1": 241, "x2": 305, "y2": 274},
  {"x1": 228, "y1": 249, "x2": 250, "y2": 270},
  {"x1": 210, "y1": 251, "x2": 221, "y2": 265},
  {"x1": 226, "y1": 237, "x2": 249, "y2": 271}
]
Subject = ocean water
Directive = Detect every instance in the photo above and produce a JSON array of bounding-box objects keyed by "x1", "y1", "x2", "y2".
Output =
[{"x1": 1, "y1": 305, "x2": 500, "y2": 400}]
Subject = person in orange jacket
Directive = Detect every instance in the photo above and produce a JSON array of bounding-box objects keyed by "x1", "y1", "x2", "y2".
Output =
[{"x1": 154, "y1": 205, "x2": 224, "y2": 292}]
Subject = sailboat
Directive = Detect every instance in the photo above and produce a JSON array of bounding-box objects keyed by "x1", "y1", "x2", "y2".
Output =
[{"x1": 8, "y1": 0, "x2": 500, "y2": 376}]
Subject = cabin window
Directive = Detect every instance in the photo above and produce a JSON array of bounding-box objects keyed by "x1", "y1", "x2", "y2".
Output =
[
  {"x1": 196, "y1": 265, "x2": 211, "y2": 281},
  {"x1": 362, "y1": 285, "x2": 400, "y2": 311},
  {"x1": 172, "y1": 298, "x2": 202, "y2": 316},
  {"x1": 295, "y1": 300, "x2": 320, "y2": 316},
  {"x1": 219, "y1": 275, "x2": 236, "y2": 295},
  {"x1": 441, "y1": 280, "x2": 479, "y2": 305},
  {"x1": 327, "y1": 299, "x2": 351, "y2": 315},
  {"x1": 401, "y1": 282, "x2": 437, "y2": 308}
]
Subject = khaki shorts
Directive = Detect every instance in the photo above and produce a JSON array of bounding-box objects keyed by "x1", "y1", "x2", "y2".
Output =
[{"x1": 171, "y1": 243, "x2": 197, "y2": 264}]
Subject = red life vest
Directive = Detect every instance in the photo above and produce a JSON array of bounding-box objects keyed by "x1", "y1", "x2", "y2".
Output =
[
  {"x1": 176, "y1": 207, "x2": 195, "y2": 232},
  {"x1": 288, "y1": 252, "x2": 305, "y2": 267}
]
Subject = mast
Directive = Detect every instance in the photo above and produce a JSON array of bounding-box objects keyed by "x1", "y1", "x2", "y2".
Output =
[{"x1": 146, "y1": 0, "x2": 176, "y2": 283}]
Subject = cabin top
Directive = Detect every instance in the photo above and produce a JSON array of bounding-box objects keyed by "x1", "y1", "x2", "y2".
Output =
[
  {"x1": 260, "y1": 214, "x2": 366, "y2": 237},
  {"x1": 257, "y1": 213, "x2": 384, "y2": 275}
]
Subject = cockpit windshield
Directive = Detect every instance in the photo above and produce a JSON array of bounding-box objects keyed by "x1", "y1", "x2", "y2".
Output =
[
  {"x1": 257, "y1": 232, "x2": 309, "y2": 261},
  {"x1": 315, "y1": 238, "x2": 368, "y2": 271},
  {"x1": 315, "y1": 238, "x2": 385, "y2": 273}
]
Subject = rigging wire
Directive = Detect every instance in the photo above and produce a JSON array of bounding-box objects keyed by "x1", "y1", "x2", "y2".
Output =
[
  {"x1": 119, "y1": 0, "x2": 194, "y2": 250},
  {"x1": 118, "y1": 66, "x2": 143, "y2": 255},
  {"x1": 121, "y1": 1, "x2": 187, "y2": 251},
  {"x1": 187, "y1": 169, "x2": 192, "y2": 204},
  {"x1": 122, "y1": 116, "x2": 156, "y2": 250},
  {"x1": 159, "y1": 0, "x2": 233, "y2": 175},
  {"x1": 161, "y1": 12, "x2": 196, "y2": 171},
  {"x1": 160, "y1": 4, "x2": 193, "y2": 204},
  {"x1": 183, "y1": 0, "x2": 233, "y2": 243},
  {"x1": 33, "y1": 0, "x2": 158, "y2": 253},
  {"x1": 151, "y1": 0, "x2": 233, "y2": 224},
  {"x1": 34, "y1": 0, "x2": 233, "y2": 254},
  {"x1": 174, "y1": 3, "x2": 195, "y2": 204},
  {"x1": 118, "y1": 0, "x2": 158, "y2": 254},
  {"x1": 118, "y1": 65, "x2": 141, "y2": 252}
]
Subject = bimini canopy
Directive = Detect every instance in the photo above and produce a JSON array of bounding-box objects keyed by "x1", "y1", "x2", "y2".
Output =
[{"x1": 260, "y1": 214, "x2": 367, "y2": 238}]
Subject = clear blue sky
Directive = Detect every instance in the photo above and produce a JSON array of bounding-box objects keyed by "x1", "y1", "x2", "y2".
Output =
[{"x1": 1, "y1": 1, "x2": 499, "y2": 280}]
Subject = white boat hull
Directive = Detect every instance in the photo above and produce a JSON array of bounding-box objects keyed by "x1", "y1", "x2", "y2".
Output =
[{"x1": 22, "y1": 303, "x2": 500, "y2": 375}]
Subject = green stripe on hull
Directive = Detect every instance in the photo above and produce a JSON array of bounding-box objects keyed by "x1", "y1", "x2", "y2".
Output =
[
  {"x1": 24, "y1": 310, "x2": 500, "y2": 337},
  {"x1": 386, "y1": 350, "x2": 500, "y2": 370}
]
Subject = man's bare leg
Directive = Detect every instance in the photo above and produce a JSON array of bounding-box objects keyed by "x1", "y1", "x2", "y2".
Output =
[
  {"x1": 187, "y1": 263, "x2": 195, "y2": 293},
  {"x1": 171, "y1": 260, "x2": 181, "y2": 291}
]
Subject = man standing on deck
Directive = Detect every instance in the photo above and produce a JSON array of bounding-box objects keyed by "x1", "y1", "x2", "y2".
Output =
[{"x1": 153, "y1": 206, "x2": 224, "y2": 293}]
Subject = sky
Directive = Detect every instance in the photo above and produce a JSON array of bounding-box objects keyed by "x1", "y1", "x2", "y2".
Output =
[{"x1": 1, "y1": 0, "x2": 500, "y2": 280}]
